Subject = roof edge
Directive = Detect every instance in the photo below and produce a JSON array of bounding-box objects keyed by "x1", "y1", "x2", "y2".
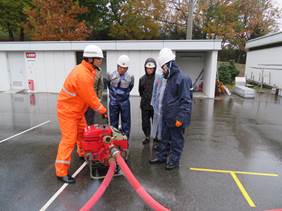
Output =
[{"x1": 0, "y1": 40, "x2": 222, "y2": 51}]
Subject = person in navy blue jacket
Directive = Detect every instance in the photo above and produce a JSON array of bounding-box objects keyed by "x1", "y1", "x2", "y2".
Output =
[
  {"x1": 104, "y1": 55, "x2": 134, "y2": 138},
  {"x1": 149, "y1": 48, "x2": 193, "y2": 170}
]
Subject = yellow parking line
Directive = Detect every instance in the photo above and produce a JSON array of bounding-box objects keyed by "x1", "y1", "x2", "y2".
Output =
[
  {"x1": 190, "y1": 167, "x2": 231, "y2": 174},
  {"x1": 234, "y1": 171, "x2": 278, "y2": 177},
  {"x1": 190, "y1": 167, "x2": 279, "y2": 208},
  {"x1": 232, "y1": 171, "x2": 279, "y2": 177},
  {"x1": 190, "y1": 167, "x2": 278, "y2": 177},
  {"x1": 230, "y1": 172, "x2": 256, "y2": 208}
]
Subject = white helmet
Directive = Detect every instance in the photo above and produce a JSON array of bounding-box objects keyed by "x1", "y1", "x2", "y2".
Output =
[
  {"x1": 117, "y1": 55, "x2": 130, "y2": 68},
  {"x1": 158, "y1": 48, "x2": 175, "y2": 67},
  {"x1": 83, "y1": 44, "x2": 104, "y2": 58},
  {"x1": 145, "y1": 62, "x2": 156, "y2": 68}
]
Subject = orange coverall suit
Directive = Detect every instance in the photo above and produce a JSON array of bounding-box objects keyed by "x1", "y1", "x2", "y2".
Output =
[{"x1": 55, "y1": 60, "x2": 106, "y2": 177}]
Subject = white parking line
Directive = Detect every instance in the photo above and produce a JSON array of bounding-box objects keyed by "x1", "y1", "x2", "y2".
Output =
[
  {"x1": 0, "y1": 120, "x2": 51, "y2": 144},
  {"x1": 39, "y1": 161, "x2": 88, "y2": 211}
]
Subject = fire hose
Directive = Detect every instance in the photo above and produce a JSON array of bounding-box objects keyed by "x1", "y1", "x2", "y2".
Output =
[
  {"x1": 80, "y1": 147, "x2": 170, "y2": 211},
  {"x1": 80, "y1": 159, "x2": 116, "y2": 211}
]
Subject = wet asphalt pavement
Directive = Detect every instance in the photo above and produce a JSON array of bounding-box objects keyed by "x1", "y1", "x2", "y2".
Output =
[{"x1": 0, "y1": 92, "x2": 282, "y2": 211}]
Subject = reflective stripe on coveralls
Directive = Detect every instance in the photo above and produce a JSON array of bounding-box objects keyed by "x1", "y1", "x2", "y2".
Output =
[
  {"x1": 62, "y1": 87, "x2": 76, "y2": 97},
  {"x1": 55, "y1": 60, "x2": 107, "y2": 177},
  {"x1": 55, "y1": 160, "x2": 71, "y2": 165}
]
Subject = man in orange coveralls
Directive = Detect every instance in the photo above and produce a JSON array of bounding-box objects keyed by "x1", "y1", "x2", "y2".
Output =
[{"x1": 55, "y1": 44, "x2": 108, "y2": 183}]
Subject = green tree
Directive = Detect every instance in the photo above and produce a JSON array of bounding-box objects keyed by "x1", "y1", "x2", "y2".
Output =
[
  {"x1": 196, "y1": 0, "x2": 280, "y2": 45},
  {"x1": 218, "y1": 61, "x2": 239, "y2": 84},
  {"x1": 25, "y1": 0, "x2": 89, "y2": 40},
  {"x1": 194, "y1": 0, "x2": 237, "y2": 46},
  {"x1": 159, "y1": 0, "x2": 188, "y2": 39},
  {"x1": 0, "y1": 0, "x2": 31, "y2": 41},
  {"x1": 108, "y1": 0, "x2": 165, "y2": 40},
  {"x1": 231, "y1": 0, "x2": 281, "y2": 61},
  {"x1": 160, "y1": 0, "x2": 280, "y2": 50},
  {"x1": 78, "y1": 0, "x2": 125, "y2": 40}
]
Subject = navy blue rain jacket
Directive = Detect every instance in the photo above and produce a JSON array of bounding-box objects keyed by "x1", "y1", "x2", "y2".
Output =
[{"x1": 162, "y1": 62, "x2": 193, "y2": 128}]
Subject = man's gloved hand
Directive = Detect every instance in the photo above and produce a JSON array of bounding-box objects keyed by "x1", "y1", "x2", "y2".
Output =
[
  {"x1": 102, "y1": 112, "x2": 108, "y2": 120},
  {"x1": 175, "y1": 120, "x2": 183, "y2": 127}
]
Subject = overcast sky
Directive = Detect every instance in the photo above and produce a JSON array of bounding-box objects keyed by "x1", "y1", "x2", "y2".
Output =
[{"x1": 272, "y1": 0, "x2": 282, "y2": 30}]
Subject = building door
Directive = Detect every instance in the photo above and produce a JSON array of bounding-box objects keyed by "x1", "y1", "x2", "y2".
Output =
[
  {"x1": 7, "y1": 52, "x2": 26, "y2": 90},
  {"x1": 176, "y1": 52, "x2": 204, "y2": 82}
]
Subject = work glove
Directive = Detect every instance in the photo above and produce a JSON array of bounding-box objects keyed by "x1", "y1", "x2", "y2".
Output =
[{"x1": 175, "y1": 120, "x2": 183, "y2": 128}]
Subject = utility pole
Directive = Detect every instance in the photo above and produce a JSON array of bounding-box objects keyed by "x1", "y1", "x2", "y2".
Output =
[{"x1": 186, "y1": 0, "x2": 194, "y2": 39}]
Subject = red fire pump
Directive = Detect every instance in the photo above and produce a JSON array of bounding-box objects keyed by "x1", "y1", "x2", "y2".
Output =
[
  {"x1": 82, "y1": 124, "x2": 128, "y2": 179},
  {"x1": 80, "y1": 124, "x2": 170, "y2": 211}
]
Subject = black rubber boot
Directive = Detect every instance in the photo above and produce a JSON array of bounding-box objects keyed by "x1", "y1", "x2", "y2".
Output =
[
  {"x1": 149, "y1": 158, "x2": 166, "y2": 164},
  {"x1": 165, "y1": 164, "x2": 179, "y2": 170},
  {"x1": 142, "y1": 137, "x2": 150, "y2": 145},
  {"x1": 57, "y1": 175, "x2": 76, "y2": 183}
]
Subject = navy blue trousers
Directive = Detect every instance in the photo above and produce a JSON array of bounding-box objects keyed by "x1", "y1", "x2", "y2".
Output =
[
  {"x1": 109, "y1": 100, "x2": 131, "y2": 138},
  {"x1": 155, "y1": 121, "x2": 185, "y2": 165}
]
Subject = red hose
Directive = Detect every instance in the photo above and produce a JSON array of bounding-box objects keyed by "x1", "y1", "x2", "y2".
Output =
[
  {"x1": 115, "y1": 153, "x2": 170, "y2": 211},
  {"x1": 80, "y1": 160, "x2": 116, "y2": 211}
]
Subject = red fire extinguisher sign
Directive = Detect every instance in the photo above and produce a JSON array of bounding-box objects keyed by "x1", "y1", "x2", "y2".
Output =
[{"x1": 28, "y1": 80, "x2": 35, "y2": 91}]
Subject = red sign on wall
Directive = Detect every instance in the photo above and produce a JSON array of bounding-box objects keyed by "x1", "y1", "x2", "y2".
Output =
[
  {"x1": 26, "y1": 52, "x2": 36, "y2": 59},
  {"x1": 28, "y1": 79, "x2": 35, "y2": 91}
]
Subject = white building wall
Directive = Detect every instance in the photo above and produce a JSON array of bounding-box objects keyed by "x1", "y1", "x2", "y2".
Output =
[
  {"x1": 203, "y1": 51, "x2": 218, "y2": 98},
  {"x1": 106, "y1": 50, "x2": 160, "y2": 96},
  {"x1": 1, "y1": 49, "x2": 208, "y2": 96},
  {"x1": 26, "y1": 51, "x2": 76, "y2": 92},
  {"x1": 0, "y1": 40, "x2": 221, "y2": 97},
  {"x1": 245, "y1": 46, "x2": 282, "y2": 87},
  {"x1": 0, "y1": 52, "x2": 10, "y2": 91}
]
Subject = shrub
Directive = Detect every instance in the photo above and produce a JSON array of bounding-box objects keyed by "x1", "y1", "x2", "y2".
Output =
[{"x1": 218, "y1": 61, "x2": 239, "y2": 84}]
